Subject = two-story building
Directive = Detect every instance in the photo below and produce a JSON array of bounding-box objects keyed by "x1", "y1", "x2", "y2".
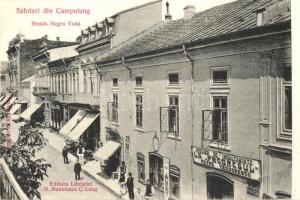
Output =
[{"x1": 93, "y1": 0, "x2": 291, "y2": 199}]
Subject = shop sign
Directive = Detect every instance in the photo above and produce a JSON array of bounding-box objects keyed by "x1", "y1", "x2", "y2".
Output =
[
  {"x1": 163, "y1": 157, "x2": 170, "y2": 200},
  {"x1": 192, "y1": 146, "x2": 261, "y2": 181}
]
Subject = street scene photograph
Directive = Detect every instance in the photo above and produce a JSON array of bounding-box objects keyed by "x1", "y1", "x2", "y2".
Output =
[{"x1": 0, "y1": 0, "x2": 296, "y2": 199}]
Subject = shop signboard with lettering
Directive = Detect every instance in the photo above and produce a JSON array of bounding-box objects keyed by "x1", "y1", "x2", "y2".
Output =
[
  {"x1": 163, "y1": 157, "x2": 170, "y2": 200},
  {"x1": 192, "y1": 146, "x2": 261, "y2": 181}
]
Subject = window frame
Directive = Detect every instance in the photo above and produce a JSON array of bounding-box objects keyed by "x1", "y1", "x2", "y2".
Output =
[
  {"x1": 135, "y1": 76, "x2": 143, "y2": 87},
  {"x1": 169, "y1": 165, "x2": 181, "y2": 200},
  {"x1": 210, "y1": 66, "x2": 230, "y2": 88},
  {"x1": 135, "y1": 94, "x2": 143, "y2": 128},
  {"x1": 210, "y1": 94, "x2": 229, "y2": 146},
  {"x1": 281, "y1": 63, "x2": 292, "y2": 136},
  {"x1": 168, "y1": 72, "x2": 179, "y2": 85},
  {"x1": 137, "y1": 153, "x2": 145, "y2": 183},
  {"x1": 112, "y1": 77, "x2": 118, "y2": 87},
  {"x1": 112, "y1": 93, "x2": 119, "y2": 123},
  {"x1": 168, "y1": 95, "x2": 179, "y2": 136}
]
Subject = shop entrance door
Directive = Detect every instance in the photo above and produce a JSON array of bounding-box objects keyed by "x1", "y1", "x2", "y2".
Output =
[
  {"x1": 207, "y1": 173, "x2": 234, "y2": 200},
  {"x1": 149, "y1": 153, "x2": 163, "y2": 191}
]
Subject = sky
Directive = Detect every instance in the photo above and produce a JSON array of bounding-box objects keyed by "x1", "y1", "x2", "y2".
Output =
[{"x1": 0, "y1": 0, "x2": 236, "y2": 61}]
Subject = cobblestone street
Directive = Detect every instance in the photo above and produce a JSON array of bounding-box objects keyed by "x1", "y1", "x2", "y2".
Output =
[{"x1": 37, "y1": 141, "x2": 120, "y2": 200}]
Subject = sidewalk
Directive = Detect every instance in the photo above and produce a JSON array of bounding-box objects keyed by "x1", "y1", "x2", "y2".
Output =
[{"x1": 42, "y1": 128, "x2": 132, "y2": 200}]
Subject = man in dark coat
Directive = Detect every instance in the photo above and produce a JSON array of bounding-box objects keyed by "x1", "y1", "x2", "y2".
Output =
[
  {"x1": 74, "y1": 159, "x2": 81, "y2": 180},
  {"x1": 62, "y1": 146, "x2": 68, "y2": 164},
  {"x1": 126, "y1": 172, "x2": 134, "y2": 200}
]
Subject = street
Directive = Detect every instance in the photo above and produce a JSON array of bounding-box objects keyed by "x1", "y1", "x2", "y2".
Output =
[{"x1": 37, "y1": 141, "x2": 120, "y2": 200}]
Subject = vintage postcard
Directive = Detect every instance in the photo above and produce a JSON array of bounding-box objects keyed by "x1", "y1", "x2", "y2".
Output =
[{"x1": 0, "y1": 0, "x2": 297, "y2": 199}]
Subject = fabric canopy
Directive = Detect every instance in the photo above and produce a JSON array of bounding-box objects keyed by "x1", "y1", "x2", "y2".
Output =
[
  {"x1": 10, "y1": 103, "x2": 21, "y2": 114},
  {"x1": 94, "y1": 141, "x2": 121, "y2": 161},
  {"x1": 59, "y1": 110, "x2": 87, "y2": 135},
  {"x1": 0, "y1": 93, "x2": 12, "y2": 106},
  {"x1": 68, "y1": 112, "x2": 100, "y2": 141},
  {"x1": 20, "y1": 103, "x2": 43, "y2": 121},
  {"x1": 4, "y1": 97, "x2": 17, "y2": 110}
]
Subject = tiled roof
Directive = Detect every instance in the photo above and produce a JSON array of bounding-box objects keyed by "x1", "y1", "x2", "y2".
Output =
[
  {"x1": 21, "y1": 38, "x2": 77, "y2": 56},
  {"x1": 97, "y1": 0, "x2": 290, "y2": 64}
]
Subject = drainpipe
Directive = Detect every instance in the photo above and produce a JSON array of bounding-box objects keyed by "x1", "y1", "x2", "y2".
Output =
[
  {"x1": 182, "y1": 44, "x2": 195, "y2": 200},
  {"x1": 122, "y1": 57, "x2": 132, "y2": 79}
]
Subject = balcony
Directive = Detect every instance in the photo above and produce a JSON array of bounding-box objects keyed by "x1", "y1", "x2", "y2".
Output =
[
  {"x1": 33, "y1": 87, "x2": 50, "y2": 95},
  {"x1": 56, "y1": 93, "x2": 100, "y2": 107}
]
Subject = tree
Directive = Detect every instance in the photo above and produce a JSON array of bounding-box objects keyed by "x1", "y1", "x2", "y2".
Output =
[{"x1": 1, "y1": 120, "x2": 51, "y2": 200}]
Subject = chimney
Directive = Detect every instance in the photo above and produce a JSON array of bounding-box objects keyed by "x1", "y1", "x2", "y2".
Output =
[
  {"x1": 56, "y1": 36, "x2": 60, "y2": 41},
  {"x1": 19, "y1": 33, "x2": 25, "y2": 43},
  {"x1": 165, "y1": 2, "x2": 172, "y2": 20},
  {"x1": 44, "y1": 34, "x2": 48, "y2": 40},
  {"x1": 183, "y1": 5, "x2": 196, "y2": 19}
]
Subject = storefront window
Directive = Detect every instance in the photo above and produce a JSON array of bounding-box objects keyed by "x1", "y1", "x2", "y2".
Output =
[
  {"x1": 170, "y1": 165, "x2": 180, "y2": 200},
  {"x1": 137, "y1": 153, "x2": 145, "y2": 183}
]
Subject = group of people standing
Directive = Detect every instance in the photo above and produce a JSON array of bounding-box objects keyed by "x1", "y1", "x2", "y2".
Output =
[
  {"x1": 62, "y1": 146, "x2": 156, "y2": 199},
  {"x1": 62, "y1": 145, "x2": 84, "y2": 180},
  {"x1": 118, "y1": 161, "x2": 155, "y2": 200}
]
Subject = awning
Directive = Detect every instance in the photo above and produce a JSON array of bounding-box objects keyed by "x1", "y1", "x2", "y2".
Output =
[
  {"x1": 20, "y1": 103, "x2": 43, "y2": 121},
  {"x1": 59, "y1": 110, "x2": 87, "y2": 135},
  {"x1": 106, "y1": 127, "x2": 121, "y2": 141},
  {"x1": 10, "y1": 103, "x2": 21, "y2": 114},
  {"x1": 68, "y1": 112, "x2": 100, "y2": 141},
  {"x1": 0, "y1": 93, "x2": 12, "y2": 106},
  {"x1": 4, "y1": 97, "x2": 17, "y2": 110},
  {"x1": 94, "y1": 141, "x2": 121, "y2": 161}
]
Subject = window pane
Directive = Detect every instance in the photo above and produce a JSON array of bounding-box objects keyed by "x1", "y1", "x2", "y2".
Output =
[
  {"x1": 283, "y1": 67, "x2": 291, "y2": 82},
  {"x1": 284, "y1": 86, "x2": 292, "y2": 130},
  {"x1": 214, "y1": 98, "x2": 220, "y2": 109},
  {"x1": 136, "y1": 76, "x2": 143, "y2": 86},
  {"x1": 212, "y1": 97, "x2": 228, "y2": 143},
  {"x1": 221, "y1": 98, "x2": 227, "y2": 108},
  {"x1": 136, "y1": 95, "x2": 143, "y2": 127},
  {"x1": 213, "y1": 70, "x2": 227, "y2": 83},
  {"x1": 169, "y1": 73, "x2": 179, "y2": 84},
  {"x1": 112, "y1": 78, "x2": 118, "y2": 87}
]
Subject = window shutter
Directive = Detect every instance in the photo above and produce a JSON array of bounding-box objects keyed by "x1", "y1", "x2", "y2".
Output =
[
  {"x1": 202, "y1": 110, "x2": 213, "y2": 141},
  {"x1": 160, "y1": 107, "x2": 169, "y2": 133},
  {"x1": 107, "y1": 102, "x2": 113, "y2": 121}
]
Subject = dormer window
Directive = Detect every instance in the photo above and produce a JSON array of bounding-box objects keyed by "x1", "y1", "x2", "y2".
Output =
[
  {"x1": 257, "y1": 12, "x2": 263, "y2": 26},
  {"x1": 255, "y1": 8, "x2": 265, "y2": 26}
]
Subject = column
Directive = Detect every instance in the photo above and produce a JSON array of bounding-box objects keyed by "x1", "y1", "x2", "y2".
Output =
[
  {"x1": 69, "y1": 72, "x2": 72, "y2": 94},
  {"x1": 87, "y1": 70, "x2": 91, "y2": 94},
  {"x1": 77, "y1": 71, "x2": 79, "y2": 93},
  {"x1": 50, "y1": 75, "x2": 52, "y2": 92}
]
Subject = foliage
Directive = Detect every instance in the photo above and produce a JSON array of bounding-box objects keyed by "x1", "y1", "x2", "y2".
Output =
[{"x1": 1, "y1": 121, "x2": 51, "y2": 200}]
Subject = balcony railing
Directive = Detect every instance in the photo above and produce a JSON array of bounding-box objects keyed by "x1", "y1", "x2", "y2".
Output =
[
  {"x1": 33, "y1": 86, "x2": 50, "y2": 94},
  {"x1": 56, "y1": 93, "x2": 100, "y2": 105},
  {"x1": 0, "y1": 159, "x2": 29, "y2": 200}
]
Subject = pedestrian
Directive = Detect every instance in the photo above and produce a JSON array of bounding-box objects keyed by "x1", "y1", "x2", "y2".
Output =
[
  {"x1": 145, "y1": 180, "x2": 155, "y2": 199},
  {"x1": 74, "y1": 159, "x2": 81, "y2": 180},
  {"x1": 135, "y1": 188, "x2": 144, "y2": 200},
  {"x1": 119, "y1": 161, "x2": 126, "y2": 183},
  {"x1": 126, "y1": 172, "x2": 134, "y2": 200},
  {"x1": 62, "y1": 145, "x2": 69, "y2": 164},
  {"x1": 119, "y1": 161, "x2": 127, "y2": 196},
  {"x1": 77, "y1": 145, "x2": 85, "y2": 165}
]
